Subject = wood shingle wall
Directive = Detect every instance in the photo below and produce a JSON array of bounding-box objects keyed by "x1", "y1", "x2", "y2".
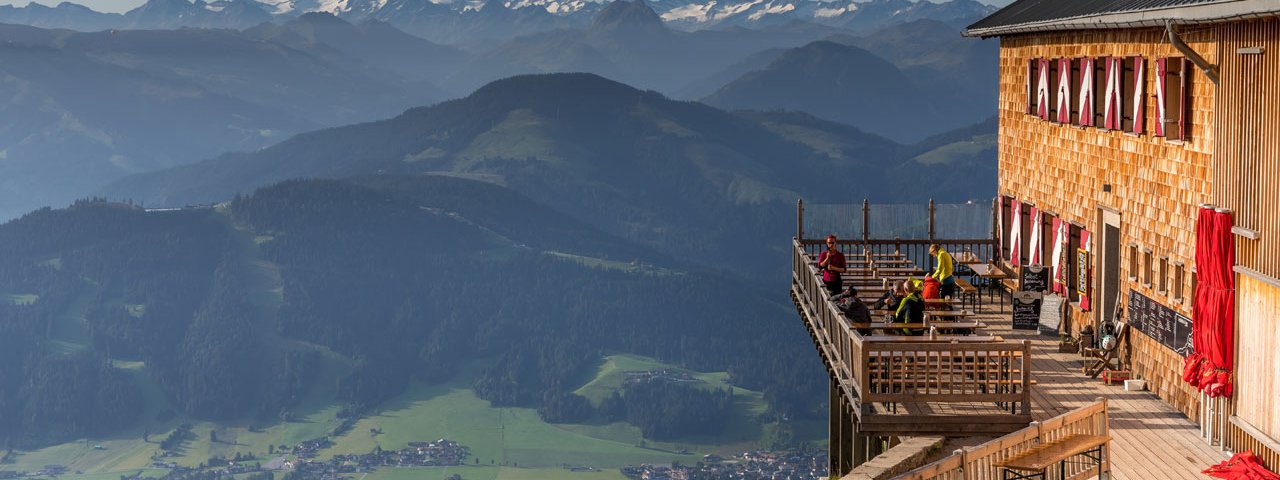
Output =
[{"x1": 996, "y1": 28, "x2": 1216, "y2": 420}]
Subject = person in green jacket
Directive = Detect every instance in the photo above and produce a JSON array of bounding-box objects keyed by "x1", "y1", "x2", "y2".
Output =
[
  {"x1": 929, "y1": 244, "x2": 956, "y2": 299},
  {"x1": 895, "y1": 279, "x2": 923, "y2": 335}
]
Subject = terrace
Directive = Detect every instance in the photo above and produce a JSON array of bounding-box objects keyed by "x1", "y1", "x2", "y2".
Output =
[{"x1": 792, "y1": 201, "x2": 1229, "y2": 478}]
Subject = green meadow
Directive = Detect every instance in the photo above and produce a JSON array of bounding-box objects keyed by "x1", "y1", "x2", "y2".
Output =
[{"x1": 4, "y1": 353, "x2": 817, "y2": 478}]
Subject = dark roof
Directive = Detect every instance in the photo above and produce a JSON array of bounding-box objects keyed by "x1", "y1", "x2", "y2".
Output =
[{"x1": 964, "y1": 0, "x2": 1280, "y2": 37}]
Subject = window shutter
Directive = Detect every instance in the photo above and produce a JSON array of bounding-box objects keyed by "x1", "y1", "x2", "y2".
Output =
[
  {"x1": 1130, "y1": 56, "x2": 1145, "y2": 134},
  {"x1": 1179, "y1": 57, "x2": 1192, "y2": 140},
  {"x1": 1057, "y1": 58, "x2": 1072, "y2": 124},
  {"x1": 1093, "y1": 57, "x2": 1108, "y2": 128},
  {"x1": 1038, "y1": 58, "x2": 1051, "y2": 120},
  {"x1": 1078, "y1": 57, "x2": 1094, "y2": 127},
  {"x1": 1154, "y1": 57, "x2": 1167, "y2": 137}
]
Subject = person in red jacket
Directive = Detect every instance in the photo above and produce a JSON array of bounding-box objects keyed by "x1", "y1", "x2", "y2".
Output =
[{"x1": 817, "y1": 234, "x2": 846, "y2": 295}]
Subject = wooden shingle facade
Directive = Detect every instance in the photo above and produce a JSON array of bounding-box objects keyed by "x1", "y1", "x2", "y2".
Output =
[{"x1": 968, "y1": 0, "x2": 1280, "y2": 470}]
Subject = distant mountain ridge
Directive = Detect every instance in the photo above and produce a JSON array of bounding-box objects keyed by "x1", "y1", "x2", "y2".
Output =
[
  {"x1": 0, "y1": 0, "x2": 995, "y2": 44},
  {"x1": 701, "y1": 19, "x2": 998, "y2": 143}
]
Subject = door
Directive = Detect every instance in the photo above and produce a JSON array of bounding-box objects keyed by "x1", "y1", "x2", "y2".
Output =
[{"x1": 1099, "y1": 209, "x2": 1122, "y2": 325}]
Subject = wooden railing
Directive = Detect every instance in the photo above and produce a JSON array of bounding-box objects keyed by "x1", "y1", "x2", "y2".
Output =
[
  {"x1": 797, "y1": 238, "x2": 997, "y2": 274},
  {"x1": 791, "y1": 239, "x2": 1030, "y2": 417},
  {"x1": 895, "y1": 399, "x2": 1110, "y2": 480}
]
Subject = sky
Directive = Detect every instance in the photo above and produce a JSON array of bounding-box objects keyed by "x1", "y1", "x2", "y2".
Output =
[{"x1": 0, "y1": 0, "x2": 1014, "y2": 15}]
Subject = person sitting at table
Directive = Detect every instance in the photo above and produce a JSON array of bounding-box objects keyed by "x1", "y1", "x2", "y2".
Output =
[
  {"x1": 928, "y1": 243, "x2": 957, "y2": 299},
  {"x1": 895, "y1": 279, "x2": 924, "y2": 335},
  {"x1": 873, "y1": 281, "x2": 904, "y2": 310},
  {"x1": 817, "y1": 234, "x2": 846, "y2": 295},
  {"x1": 832, "y1": 286, "x2": 872, "y2": 322}
]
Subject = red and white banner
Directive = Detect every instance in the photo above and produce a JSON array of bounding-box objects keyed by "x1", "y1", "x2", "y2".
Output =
[
  {"x1": 1028, "y1": 207, "x2": 1042, "y2": 265},
  {"x1": 1009, "y1": 200, "x2": 1022, "y2": 265},
  {"x1": 1077, "y1": 57, "x2": 1095, "y2": 127}
]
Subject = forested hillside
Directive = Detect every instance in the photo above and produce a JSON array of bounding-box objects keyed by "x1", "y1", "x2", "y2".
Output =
[{"x1": 0, "y1": 176, "x2": 824, "y2": 449}]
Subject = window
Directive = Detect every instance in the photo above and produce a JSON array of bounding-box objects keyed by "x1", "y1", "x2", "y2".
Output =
[
  {"x1": 1122, "y1": 56, "x2": 1144, "y2": 134},
  {"x1": 1041, "y1": 211, "x2": 1058, "y2": 267},
  {"x1": 1066, "y1": 58, "x2": 1081, "y2": 124},
  {"x1": 1047, "y1": 59, "x2": 1060, "y2": 123},
  {"x1": 1173, "y1": 262, "x2": 1185, "y2": 302},
  {"x1": 1158, "y1": 256, "x2": 1169, "y2": 294},
  {"x1": 1027, "y1": 59, "x2": 1037, "y2": 115},
  {"x1": 1000, "y1": 196, "x2": 1013, "y2": 261},
  {"x1": 1128, "y1": 244, "x2": 1138, "y2": 280},
  {"x1": 1093, "y1": 57, "x2": 1108, "y2": 128},
  {"x1": 1142, "y1": 248, "x2": 1153, "y2": 287},
  {"x1": 1020, "y1": 202, "x2": 1033, "y2": 265},
  {"x1": 1159, "y1": 57, "x2": 1192, "y2": 140}
]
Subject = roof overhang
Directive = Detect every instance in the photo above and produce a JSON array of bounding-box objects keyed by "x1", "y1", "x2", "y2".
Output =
[{"x1": 963, "y1": 0, "x2": 1280, "y2": 38}]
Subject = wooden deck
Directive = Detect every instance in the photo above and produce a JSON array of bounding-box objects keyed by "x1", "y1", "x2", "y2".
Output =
[{"x1": 968, "y1": 288, "x2": 1229, "y2": 480}]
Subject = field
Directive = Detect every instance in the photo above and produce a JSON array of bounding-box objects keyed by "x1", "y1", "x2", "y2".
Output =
[{"x1": 3, "y1": 352, "x2": 823, "y2": 478}]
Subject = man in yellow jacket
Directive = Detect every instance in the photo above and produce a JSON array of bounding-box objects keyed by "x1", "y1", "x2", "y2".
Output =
[{"x1": 929, "y1": 244, "x2": 956, "y2": 299}]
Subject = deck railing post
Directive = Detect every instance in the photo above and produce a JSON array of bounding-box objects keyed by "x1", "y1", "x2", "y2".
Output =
[
  {"x1": 956, "y1": 448, "x2": 968, "y2": 480},
  {"x1": 1022, "y1": 340, "x2": 1032, "y2": 415},
  {"x1": 797, "y1": 198, "x2": 804, "y2": 241},
  {"x1": 862, "y1": 198, "x2": 870, "y2": 248}
]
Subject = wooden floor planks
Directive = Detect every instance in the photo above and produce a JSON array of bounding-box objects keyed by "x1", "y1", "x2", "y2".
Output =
[{"x1": 966, "y1": 290, "x2": 1228, "y2": 480}]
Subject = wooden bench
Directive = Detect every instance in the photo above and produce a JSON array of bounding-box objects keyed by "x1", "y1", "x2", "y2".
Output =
[
  {"x1": 996, "y1": 434, "x2": 1109, "y2": 480},
  {"x1": 954, "y1": 277, "x2": 979, "y2": 310}
]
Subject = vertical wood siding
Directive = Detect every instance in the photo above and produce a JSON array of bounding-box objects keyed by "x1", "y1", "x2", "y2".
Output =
[
  {"x1": 997, "y1": 28, "x2": 1216, "y2": 419},
  {"x1": 1214, "y1": 19, "x2": 1280, "y2": 277},
  {"x1": 1234, "y1": 275, "x2": 1280, "y2": 442}
]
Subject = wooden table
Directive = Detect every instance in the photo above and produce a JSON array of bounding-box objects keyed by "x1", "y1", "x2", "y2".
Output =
[
  {"x1": 861, "y1": 335, "x2": 1002, "y2": 343},
  {"x1": 970, "y1": 263, "x2": 1013, "y2": 311},
  {"x1": 926, "y1": 310, "x2": 974, "y2": 322},
  {"x1": 848, "y1": 321, "x2": 985, "y2": 332},
  {"x1": 996, "y1": 434, "x2": 1109, "y2": 480}
]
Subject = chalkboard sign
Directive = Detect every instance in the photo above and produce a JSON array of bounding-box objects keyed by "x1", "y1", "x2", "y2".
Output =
[
  {"x1": 1021, "y1": 264, "x2": 1049, "y2": 292},
  {"x1": 1039, "y1": 294, "x2": 1065, "y2": 335},
  {"x1": 1012, "y1": 291, "x2": 1042, "y2": 330},
  {"x1": 1128, "y1": 290, "x2": 1194, "y2": 357}
]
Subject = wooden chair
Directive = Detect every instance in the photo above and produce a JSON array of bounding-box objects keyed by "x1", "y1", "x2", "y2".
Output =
[{"x1": 1086, "y1": 322, "x2": 1129, "y2": 378}]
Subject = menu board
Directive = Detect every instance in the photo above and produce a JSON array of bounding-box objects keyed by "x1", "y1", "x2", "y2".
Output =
[
  {"x1": 1076, "y1": 248, "x2": 1090, "y2": 297},
  {"x1": 1020, "y1": 264, "x2": 1049, "y2": 292},
  {"x1": 1128, "y1": 290, "x2": 1194, "y2": 356},
  {"x1": 1012, "y1": 291, "x2": 1042, "y2": 330}
]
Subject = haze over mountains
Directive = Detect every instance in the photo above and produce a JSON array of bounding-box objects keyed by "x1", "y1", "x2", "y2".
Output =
[
  {"x1": 0, "y1": 0, "x2": 994, "y2": 45},
  {"x1": 0, "y1": 0, "x2": 997, "y2": 222}
]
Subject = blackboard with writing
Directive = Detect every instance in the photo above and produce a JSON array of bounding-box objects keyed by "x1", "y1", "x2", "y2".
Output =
[
  {"x1": 1012, "y1": 291, "x2": 1042, "y2": 330},
  {"x1": 1021, "y1": 264, "x2": 1049, "y2": 292},
  {"x1": 1128, "y1": 290, "x2": 1194, "y2": 357}
]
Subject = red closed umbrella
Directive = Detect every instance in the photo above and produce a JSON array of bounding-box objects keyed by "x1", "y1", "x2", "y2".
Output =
[{"x1": 1185, "y1": 206, "x2": 1234, "y2": 398}]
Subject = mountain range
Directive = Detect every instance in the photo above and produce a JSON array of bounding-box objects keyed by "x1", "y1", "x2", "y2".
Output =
[
  {"x1": 0, "y1": 0, "x2": 995, "y2": 45},
  {"x1": 99, "y1": 73, "x2": 994, "y2": 274},
  {"x1": 702, "y1": 20, "x2": 998, "y2": 143}
]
